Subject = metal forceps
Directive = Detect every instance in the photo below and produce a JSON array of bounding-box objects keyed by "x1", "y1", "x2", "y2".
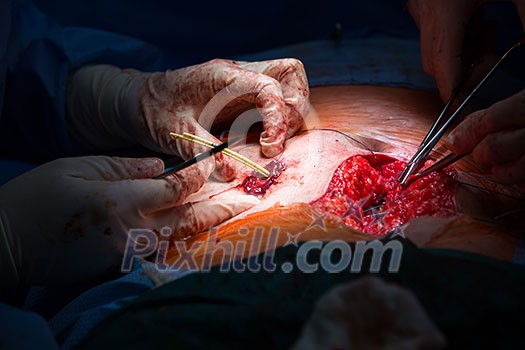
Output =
[{"x1": 398, "y1": 39, "x2": 525, "y2": 186}]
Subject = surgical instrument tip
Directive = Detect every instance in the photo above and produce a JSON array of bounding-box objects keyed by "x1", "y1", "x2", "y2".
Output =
[
  {"x1": 398, "y1": 39, "x2": 524, "y2": 186},
  {"x1": 154, "y1": 139, "x2": 233, "y2": 179}
]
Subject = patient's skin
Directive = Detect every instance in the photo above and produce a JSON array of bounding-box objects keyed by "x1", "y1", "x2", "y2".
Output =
[
  {"x1": 187, "y1": 86, "x2": 437, "y2": 214},
  {"x1": 169, "y1": 85, "x2": 524, "y2": 265},
  {"x1": 187, "y1": 85, "x2": 518, "y2": 225}
]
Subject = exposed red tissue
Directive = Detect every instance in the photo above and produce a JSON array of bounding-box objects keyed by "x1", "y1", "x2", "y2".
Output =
[
  {"x1": 241, "y1": 160, "x2": 286, "y2": 195},
  {"x1": 310, "y1": 154, "x2": 457, "y2": 235}
]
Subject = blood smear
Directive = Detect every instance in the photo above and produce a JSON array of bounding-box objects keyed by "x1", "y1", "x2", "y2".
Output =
[
  {"x1": 241, "y1": 160, "x2": 285, "y2": 195},
  {"x1": 310, "y1": 154, "x2": 457, "y2": 236}
]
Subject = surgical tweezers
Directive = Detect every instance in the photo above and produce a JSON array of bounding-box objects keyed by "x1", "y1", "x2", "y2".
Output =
[{"x1": 398, "y1": 39, "x2": 525, "y2": 186}]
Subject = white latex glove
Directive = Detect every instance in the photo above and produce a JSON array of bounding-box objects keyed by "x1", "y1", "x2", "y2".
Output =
[
  {"x1": 407, "y1": 0, "x2": 525, "y2": 101},
  {"x1": 446, "y1": 88, "x2": 525, "y2": 184},
  {"x1": 66, "y1": 59, "x2": 310, "y2": 180},
  {"x1": 292, "y1": 276, "x2": 447, "y2": 350},
  {"x1": 0, "y1": 156, "x2": 258, "y2": 287}
]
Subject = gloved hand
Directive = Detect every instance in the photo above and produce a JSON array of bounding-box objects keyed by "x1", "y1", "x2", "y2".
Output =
[
  {"x1": 446, "y1": 89, "x2": 525, "y2": 184},
  {"x1": 407, "y1": 0, "x2": 525, "y2": 101},
  {"x1": 292, "y1": 277, "x2": 447, "y2": 350},
  {"x1": 66, "y1": 59, "x2": 310, "y2": 180},
  {"x1": 0, "y1": 156, "x2": 258, "y2": 287}
]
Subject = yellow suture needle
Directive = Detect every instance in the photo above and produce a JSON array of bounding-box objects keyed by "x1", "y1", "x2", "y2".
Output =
[{"x1": 169, "y1": 132, "x2": 270, "y2": 178}]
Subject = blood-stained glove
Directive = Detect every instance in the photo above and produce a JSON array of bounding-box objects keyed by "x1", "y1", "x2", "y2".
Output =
[
  {"x1": 66, "y1": 59, "x2": 310, "y2": 180},
  {"x1": 407, "y1": 0, "x2": 525, "y2": 101},
  {"x1": 0, "y1": 156, "x2": 258, "y2": 287},
  {"x1": 446, "y1": 89, "x2": 525, "y2": 184},
  {"x1": 292, "y1": 276, "x2": 446, "y2": 350}
]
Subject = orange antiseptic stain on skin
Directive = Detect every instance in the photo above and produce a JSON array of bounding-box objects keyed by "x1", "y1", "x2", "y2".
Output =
[{"x1": 310, "y1": 154, "x2": 457, "y2": 235}]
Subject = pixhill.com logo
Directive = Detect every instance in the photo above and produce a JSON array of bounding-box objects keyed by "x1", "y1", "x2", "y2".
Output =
[{"x1": 121, "y1": 214, "x2": 403, "y2": 274}]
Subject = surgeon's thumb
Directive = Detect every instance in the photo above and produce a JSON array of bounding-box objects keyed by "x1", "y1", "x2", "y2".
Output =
[
  {"x1": 153, "y1": 194, "x2": 260, "y2": 239},
  {"x1": 102, "y1": 157, "x2": 165, "y2": 180},
  {"x1": 63, "y1": 156, "x2": 165, "y2": 181}
]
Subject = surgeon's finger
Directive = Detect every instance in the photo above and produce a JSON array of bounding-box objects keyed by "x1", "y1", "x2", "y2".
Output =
[
  {"x1": 152, "y1": 116, "x2": 236, "y2": 182},
  {"x1": 153, "y1": 195, "x2": 260, "y2": 239},
  {"x1": 191, "y1": 123, "x2": 238, "y2": 182},
  {"x1": 472, "y1": 129, "x2": 525, "y2": 171},
  {"x1": 239, "y1": 59, "x2": 310, "y2": 138},
  {"x1": 176, "y1": 59, "x2": 288, "y2": 157},
  {"x1": 63, "y1": 156, "x2": 164, "y2": 181},
  {"x1": 426, "y1": 9, "x2": 466, "y2": 101},
  {"x1": 447, "y1": 90, "x2": 525, "y2": 154},
  {"x1": 164, "y1": 59, "x2": 289, "y2": 157},
  {"x1": 408, "y1": 0, "x2": 472, "y2": 101},
  {"x1": 209, "y1": 64, "x2": 288, "y2": 157},
  {"x1": 491, "y1": 154, "x2": 525, "y2": 184},
  {"x1": 105, "y1": 158, "x2": 215, "y2": 214},
  {"x1": 214, "y1": 63, "x2": 289, "y2": 157}
]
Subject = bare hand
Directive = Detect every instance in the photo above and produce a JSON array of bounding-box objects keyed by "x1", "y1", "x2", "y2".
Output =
[
  {"x1": 407, "y1": 0, "x2": 525, "y2": 101},
  {"x1": 446, "y1": 89, "x2": 525, "y2": 184}
]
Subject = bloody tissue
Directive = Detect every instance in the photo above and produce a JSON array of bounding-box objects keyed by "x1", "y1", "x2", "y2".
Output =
[
  {"x1": 242, "y1": 160, "x2": 285, "y2": 195},
  {"x1": 310, "y1": 154, "x2": 457, "y2": 235}
]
